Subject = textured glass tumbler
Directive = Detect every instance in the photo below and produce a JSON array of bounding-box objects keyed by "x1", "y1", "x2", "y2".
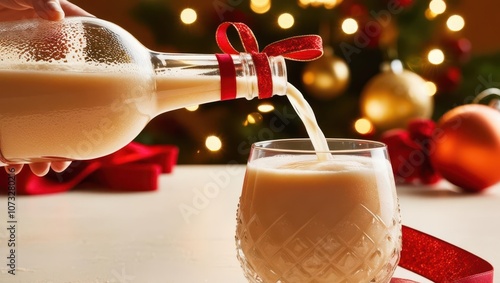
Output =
[{"x1": 235, "y1": 139, "x2": 401, "y2": 283}]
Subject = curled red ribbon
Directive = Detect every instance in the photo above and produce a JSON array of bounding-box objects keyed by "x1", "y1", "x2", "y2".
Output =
[{"x1": 215, "y1": 22, "x2": 323, "y2": 100}]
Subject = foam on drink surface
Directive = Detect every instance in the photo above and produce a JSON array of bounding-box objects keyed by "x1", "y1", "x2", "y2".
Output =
[{"x1": 251, "y1": 154, "x2": 378, "y2": 171}]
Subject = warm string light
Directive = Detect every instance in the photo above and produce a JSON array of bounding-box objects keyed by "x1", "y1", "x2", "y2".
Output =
[
  {"x1": 298, "y1": 0, "x2": 343, "y2": 9},
  {"x1": 180, "y1": 8, "x2": 197, "y2": 25},
  {"x1": 205, "y1": 135, "x2": 222, "y2": 152},
  {"x1": 250, "y1": 0, "x2": 271, "y2": 14},
  {"x1": 421, "y1": 1, "x2": 466, "y2": 95},
  {"x1": 354, "y1": 118, "x2": 374, "y2": 135},
  {"x1": 257, "y1": 103, "x2": 275, "y2": 113},
  {"x1": 341, "y1": 18, "x2": 358, "y2": 34},
  {"x1": 447, "y1": 14, "x2": 465, "y2": 32},
  {"x1": 243, "y1": 104, "x2": 274, "y2": 126},
  {"x1": 243, "y1": 112, "x2": 263, "y2": 126},
  {"x1": 277, "y1": 13, "x2": 295, "y2": 29},
  {"x1": 424, "y1": 81, "x2": 437, "y2": 96},
  {"x1": 428, "y1": 0, "x2": 446, "y2": 16},
  {"x1": 185, "y1": 105, "x2": 199, "y2": 111},
  {"x1": 428, "y1": 48, "x2": 445, "y2": 65}
]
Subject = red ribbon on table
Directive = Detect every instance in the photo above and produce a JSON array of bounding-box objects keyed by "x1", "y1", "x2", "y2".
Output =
[
  {"x1": 392, "y1": 226, "x2": 494, "y2": 283},
  {"x1": 215, "y1": 22, "x2": 323, "y2": 100},
  {"x1": 0, "y1": 142, "x2": 178, "y2": 195}
]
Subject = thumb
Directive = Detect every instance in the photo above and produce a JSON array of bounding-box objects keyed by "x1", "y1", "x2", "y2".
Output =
[{"x1": 31, "y1": 0, "x2": 65, "y2": 21}]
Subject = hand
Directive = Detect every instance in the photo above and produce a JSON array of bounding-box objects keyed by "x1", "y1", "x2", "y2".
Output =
[
  {"x1": 0, "y1": 0, "x2": 91, "y2": 176},
  {"x1": 5, "y1": 161, "x2": 72, "y2": 176},
  {"x1": 0, "y1": 0, "x2": 93, "y2": 22}
]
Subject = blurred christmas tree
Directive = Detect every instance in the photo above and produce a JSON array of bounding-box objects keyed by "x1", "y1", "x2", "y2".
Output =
[{"x1": 127, "y1": 0, "x2": 500, "y2": 164}]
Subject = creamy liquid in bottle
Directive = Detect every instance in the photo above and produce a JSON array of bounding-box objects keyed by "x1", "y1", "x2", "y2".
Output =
[{"x1": 0, "y1": 67, "x2": 250, "y2": 164}]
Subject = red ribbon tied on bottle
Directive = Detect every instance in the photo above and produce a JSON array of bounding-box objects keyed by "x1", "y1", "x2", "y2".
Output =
[{"x1": 215, "y1": 22, "x2": 323, "y2": 100}]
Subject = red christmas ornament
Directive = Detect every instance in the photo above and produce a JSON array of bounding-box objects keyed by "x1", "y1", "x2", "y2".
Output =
[
  {"x1": 356, "y1": 20, "x2": 382, "y2": 49},
  {"x1": 381, "y1": 119, "x2": 442, "y2": 185},
  {"x1": 430, "y1": 103, "x2": 500, "y2": 192},
  {"x1": 340, "y1": 1, "x2": 369, "y2": 19},
  {"x1": 435, "y1": 66, "x2": 462, "y2": 93},
  {"x1": 442, "y1": 37, "x2": 472, "y2": 62}
]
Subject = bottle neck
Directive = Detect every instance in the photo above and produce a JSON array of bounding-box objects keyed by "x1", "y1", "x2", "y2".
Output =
[{"x1": 150, "y1": 52, "x2": 287, "y2": 116}]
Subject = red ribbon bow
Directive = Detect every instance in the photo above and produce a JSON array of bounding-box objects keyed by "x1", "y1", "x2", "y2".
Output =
[{"x1": 215, "y1": 22, "x2": 323, "y2": 100}]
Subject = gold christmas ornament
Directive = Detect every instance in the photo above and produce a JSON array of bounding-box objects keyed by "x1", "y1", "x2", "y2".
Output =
[
  {"x1": 360, "y1": 60, "x2": 433, "y2": 131},
  {"x1": 302, "y1": 47, "x2": 350, "y2": 100}
]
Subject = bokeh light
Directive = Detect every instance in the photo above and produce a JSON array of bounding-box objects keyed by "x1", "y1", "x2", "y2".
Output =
[
  {"x1": 278, "y1": 13, "x2": 295, "y2": 29},
  {"x1": 250, "y1": 0, "x2": 271, "y2": 14},
  {"x1": 180, "y1": 8, "x2": 197, "y2": 25},
  {"x1": 298, "y1": 0, "x2": 342, "y2": 9},
  {"x1": 257, "y1": 103, "x2": 275, "y2": 113},
  {"x1": 447, "y1": 15, "x2": 465, "y2": 32},
  {"x1": 354, "y1": 118, "x2": 374, "y2": 135},
  {"x1": 185, "y1": 105, "x2": 199, "y2": 111},
  {"x1": 429, "y1": 0, "x2": 446, "y2": 15},
  {"x1": 341, "y1": 18, "x2": 358, "y2": 35},
  {"x1": 244, "y1": 112, "x2": 264, "y2": 126},
  {"x1": 428, "y1": 48, "x2": 445, "y2": 65},
  {"x1": 424, "y1": 81, "x2": 437, "y2": 96},
  {"x1": 205, "y1": 135, "x2": 222, "y2": 152}
]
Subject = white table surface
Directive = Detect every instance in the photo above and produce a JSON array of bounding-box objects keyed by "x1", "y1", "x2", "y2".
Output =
[{"x1": 0, "y1": 165, "x2": 498, "y2": 283}]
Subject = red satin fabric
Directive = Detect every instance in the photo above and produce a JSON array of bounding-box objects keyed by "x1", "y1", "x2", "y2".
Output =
[
  {"x1": 0, "y1": 142, "x2": 178, "y2": 194},
  {"x1": 215, "y1": 22, "x2": 323, "y2": 100}
]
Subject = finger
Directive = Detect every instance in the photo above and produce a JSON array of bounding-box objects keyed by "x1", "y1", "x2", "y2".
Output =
[
  {"x1": 31, "y1": 0, "x2": 64, "y2": 21},
  {"x1": 29, "y1": 162, "x2": 51, "y2": 176},
  {"x1": 4, "y1": 164, "x2": 23, "y2": 175},
  {"x1": 50, "y1": 161, "x2": 71, "y2": 172}
]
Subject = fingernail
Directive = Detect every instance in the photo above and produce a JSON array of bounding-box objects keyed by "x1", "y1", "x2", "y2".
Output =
[
  {"x1": 46, "y1": 1, "x2": 64, "y2": 20},
  {"x1": 46, "y1": 1, "x2": 63, "y2": 12},
  {"x1": 5, "y1": 164, "x2": 23, "y2": 175}
]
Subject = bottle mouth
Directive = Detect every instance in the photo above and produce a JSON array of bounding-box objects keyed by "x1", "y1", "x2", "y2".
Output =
[
  {"x1": 269, "y1": 55, "x2": 287, "y2": 96},
  {"x1": 239, "y1": 53, "x2": 288, "y2": 99}
]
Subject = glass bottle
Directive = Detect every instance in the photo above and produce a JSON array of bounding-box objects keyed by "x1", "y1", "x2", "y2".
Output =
[{"x1": 0, "y1": 17, "x2": 287, "y2": 165}]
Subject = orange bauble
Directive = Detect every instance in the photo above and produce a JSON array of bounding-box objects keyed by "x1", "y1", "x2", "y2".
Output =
[{"x1": 430, "y1": 104, "x2": 500, "y2": 192}]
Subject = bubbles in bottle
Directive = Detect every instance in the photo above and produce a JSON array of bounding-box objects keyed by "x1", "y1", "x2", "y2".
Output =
[{"x1": 0, "y1": 17, "x2": 148, "y2": 73}]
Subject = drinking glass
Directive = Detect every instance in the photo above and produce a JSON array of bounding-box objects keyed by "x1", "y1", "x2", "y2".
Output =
[{"x1": 235, "y1": 138, "x2": 401, "y2": 283}]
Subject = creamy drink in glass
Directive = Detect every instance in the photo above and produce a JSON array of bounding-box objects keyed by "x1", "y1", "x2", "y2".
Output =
[{"x1": 235, "y1": 138, "x2": 401, "y2": 283}]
